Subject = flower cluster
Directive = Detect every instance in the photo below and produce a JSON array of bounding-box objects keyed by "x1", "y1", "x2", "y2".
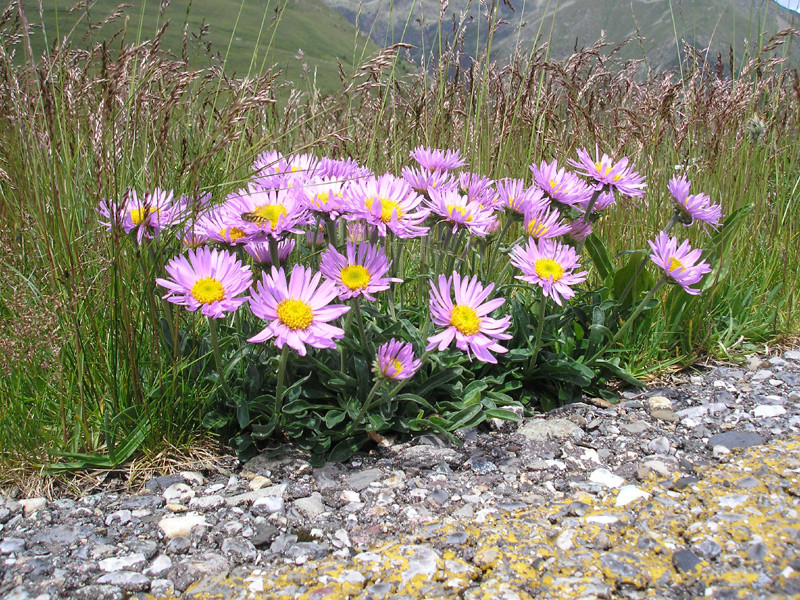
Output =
[{"x1": 106, "y1": 143, "x2": 720, "y2": 442}]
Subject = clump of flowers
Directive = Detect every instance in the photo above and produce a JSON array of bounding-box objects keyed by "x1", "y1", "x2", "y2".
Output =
[{"x1": 97, "y1": 143, "x2": 723, "y2": 462}]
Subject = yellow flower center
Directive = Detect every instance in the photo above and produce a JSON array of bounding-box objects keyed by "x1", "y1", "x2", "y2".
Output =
[
  {"x1": 594, "y1": 162, "x2": 613, "y2": 177},
  {"x1": 450, "y1": 304, "x2": 481, "y2": 336},
  {"x1": 366, "y1": 197, "x2": 403, "y2": 223},
  {"x1": 220, "y1": 227, "x2": 246, "y2": 241},
  {"x1": 389, "y1": 358, "x2": 403, "y2": 377},
  {"x1": 668, "y1": 257, "x2": 684, "y2": 272},
  {"x1": 314, "y1": 192, "x2": 330, "y2": 205},
  {"x1": 252, "y1": 204, "x2": 288, "y2": 228},
  {"x1": 276, "y1": 298, "x2": 314, "y2": 330},
  {"x1": 446, "y1": 204, "x2": 472, "y2": 221},
  {"x1": 130, "y1": 207, "x2": 160, "y2": 226},
  {"x1": 613, "y1": 174, "x2": 622, "y2": 182},
  {"x1": 340, "y1": 265, "x2": 371, "y2": 290},
  {"x1": 548, "y1": 179, "x2": 563, "y2": 193},
  {"x1": 534, "y1": 258, "x2": 565, "y2": 281},
  {"x1": 191, "y1": 278, "x2": 225, "y2": 304},
  {"x1": 527, "y1": 218, "x2": 550, "y2": 237}
]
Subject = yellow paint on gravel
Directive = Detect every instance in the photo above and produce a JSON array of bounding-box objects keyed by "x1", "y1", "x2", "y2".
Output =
[{"x1": 146, "y1": 434, "x2": 800, "y2": 599}]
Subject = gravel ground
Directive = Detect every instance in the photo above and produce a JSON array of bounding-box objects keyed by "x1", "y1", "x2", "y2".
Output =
[{"x1": 2, "y1": 349, "x2": 800, "y2": 599}]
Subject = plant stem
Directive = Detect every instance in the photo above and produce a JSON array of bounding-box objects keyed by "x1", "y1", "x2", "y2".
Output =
[
  {"x1": 575, "y1": 187, "x2": 604, "y2": 255},
  {"x1": 274, "y1": 344, "x2": 290, "y2": 420},
  {"x1": 349, "y1": 378, "x2": 384, "y2": 432},
  {"x1": 352, "y1": 297, "x2": 370, "y2": 352},
  {"x1": 530, "y1": 294, "x2": 548, "y2": 370},
  {"x1": 208, "y1": 317, "x2": 233, "y2": 399},
  {"x1": 591, "y1": 276, "x2": 668, "y2": 362},
  {"x1": 268, "y1": 237, "x2": 280, "y2": 268}
]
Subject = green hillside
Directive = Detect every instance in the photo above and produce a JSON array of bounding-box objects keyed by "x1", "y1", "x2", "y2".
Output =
[
  {"x1": 322, "y1": 0, "x2": 800, "y2": 72},
  {"x1": 21, "y1": 0, "x2": 412, "y2": 93}
]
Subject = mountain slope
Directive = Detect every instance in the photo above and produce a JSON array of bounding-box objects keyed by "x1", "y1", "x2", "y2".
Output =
[
  {"x1": 321, "y1": 0, "x2": 800, "y2": 72},
  {"x1": 21, "y1": 0, "x2": 394, "y2": 93}
]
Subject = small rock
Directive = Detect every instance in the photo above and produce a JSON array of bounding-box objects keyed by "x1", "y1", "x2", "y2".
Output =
[
  {"x1": 673, "y1": 549, "x2": 703, "y2": 573},
  {"x1": 516, "y1": 418, "x2": 584, "y2": 442},
  {"x1": 648, "y1": 436, "x2": 672, "y2": 455},
  {"x1": 221, "y1": 537, "x2": 258, "y2": 563},
  {"x1": 648, "y1": 396, "x2": 673, "y2": 411},
  {"x1": 651, "y1": 410, "x2": 679, "y2": 423},
  {"x1": 96, "y1": 571, "x2": 150, "y2": 592},
  {"x1": 589, "y1": 468, "x2": 625, "y2": 488},
  {"x1": 0, "y1": 538, "x2": 26, "y2": 554},
  {"x1": 158, "y1": 513, "x2": 207, "y2": 539},
  {"x1": 98, "y1": 553, "x2": 147, "y2": 573},
  {"x1": 293, "y1": 492, "x2": 326, "y2": 519},
  {"x1": 345, "y1": 468, "x2": 384, "y2": 491},
  {"x1": 707, "y1": 431, "x2": 764, "y2": 450},
  {"x1": 144, "y1": 554, "x2": 172, "y2": 577},
  {"x1": 753, "y1": 405, "x2": 787, "y2": 418},
  {"x1": 253, "y1": 495, "x2": 285, "y2": 515},
  {"x1": 19, "y1": 498, "x2": 47, "y2": 516},
  {"x1": 248, "y1": 475, "x2": 272, "y2": 491},
  {"x1": 615, "y1": 485, "x2": 650, "y2": 507},
  {"x1": 621, "y1": 421, "x2": 650, "y2": 435}
]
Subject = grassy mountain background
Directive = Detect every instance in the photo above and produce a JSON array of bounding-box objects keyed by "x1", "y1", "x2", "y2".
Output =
[
  {"x1": 19, "y1": 0, "x2": 799, "y2": 92},
  {"x1": 19, "y1": 0, "x2": 413, "y2": 94},
  {"x1": 323, "y1": 0, "x2": 800, "y2": 72}
]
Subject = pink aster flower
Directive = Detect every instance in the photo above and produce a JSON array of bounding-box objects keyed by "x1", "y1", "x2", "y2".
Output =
[
  {"x1": 510, "y1": 238, "x2": 588, "y2": 306},
  {"x1": 375, "y1": 339, "x2": 422, "y2": 380},
  {"x1": 317, "y1": 157, "x2": 373, "y2": 180},
  {"x1": 648, "y1": 232, "x2": 711, "y2": 295},
  {"x1": 426, "y1": 188, "x2": 498, "y2": 237},
  {"x1": 155, "y1": 247, "x2": 253, "y2": 318},
  {"x1": 296, "y1": 178, "x2": 348, "y2": 220},
  {"x1": 346, "y1": 174, "x2": 430, "y2": 239},
  {"x1": 668, "y1": 175, "x2": 722, "y2": 229},
  {"x1": 457, "y1": 172, "x2": 496, "y2": 207},
  {"x1": 568, "y1": 146, "x2": 646, "y2": 200},
  {"x1": 426, "y1": 272, "x2": 512, "y2": 364},
  {"x1": 524, "y1": 203, "x2": 571, "y2": 239},
  {"x1": 320, "y1": 242, "x2": 402, "y2": 301},
  {"x1": 566, "y1": 216, "x2": 593, "y2": 242},
  {"x1": 495, "y1": 178, "x2": 547, "y2": 216},
  {"x1": 98, "y1": 188, "x2": 178, "y2": 245},
  {"x1": 252, "y1": 150, "x2": 319, "y2": 190},
  {"x1": 247, "y1": 265, "x2": 350, "y2": 355},
  {"x1": 243, "y1": 239, "x2": 295, "y2": 264},
  {"x1": 530, "y1": 160, "x2": 594, "y2": 207},
  {"x1": 410, "y1": 146, "x2": 466, "y2": 171},
  {"x1": 226, "y1": 186, "x2": 310, "y2": 242},
  {"x1": 197, "y1": 207, "x2": 250, "y2": 246},
  {"x1": 401, "y1": 166, "x2": 455, "y2": 196}
]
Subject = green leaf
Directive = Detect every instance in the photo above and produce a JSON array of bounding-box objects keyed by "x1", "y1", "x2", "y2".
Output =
[
  {"x1": 416, "y1": 367, "x2": 462, "y2": 396},
  {"x1": 463, "y1": 380, "x2": 487, "y2": 405},
  {"x1": 593, "y1": 359, "x2": 644, "y2": 387},
  {"x1": 328, "y1": 436, "x2": 366, "y2": 462},
  {"x1": 324, "y1": 410, "x2": 347, "y2": 428},
  {"x1": 584, "y1": 234, "x2": 614, "y2": 281},
  {"x1": 484, "y1": 408, "x2": 522, "y2": 421}
]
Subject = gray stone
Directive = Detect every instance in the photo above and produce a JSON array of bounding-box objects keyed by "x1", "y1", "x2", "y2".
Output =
[
  {"x1": 144, "y1": 554, "x2": 172, "y2": 577},
  {"x1": 345, "y1": 468, "x2": 384, "y2": 491},
  {"x1": 98, "y1": 552, "x2": 147, "y2": 573},
  {"x1": 692, "y1": 539, "x2": 722, "y2": 560},
  {"x1": 707, "y1": 431, "x2": 764, "y2": 450},
  {"x1": 445, "y1": 532, "x2": 470, "y2": 546},
  {"x1": 517, "y1": 418, "x2": 584, "y2": 442},
  {"x1": 105, "y1": 510, "x2": 132, "y2": 526},
  {"x1": 396, "y1": 445, "x2": 461, "y2": 468},
  {"x1": 293, "y1": 492, "x2": 326, "y2": 519},
  {"x1": 599, "y1": 552, "x2": 646, "y2": 584},
  {"x1": 784, "y1": 350, "x2": 800, "y2": 361},
  {"x1": 621, "y1": 421, "x2": 650, "y2": 434},
  {"x1": 169, "y1": 552, "x2": 230, "y2": 592},
  {"x1": 224, "y1": 484, "x2": 288, "y2": 507},
  {"x1": 221, "y1": 537, "x2": 257, "y2": 563},
  {"x1": 96, "y1": 571, "x2": 150, "y2": 592},
  {"x1": 252, "y1": 495, "x2": 285, "y2": 515},
  {"x1": 673, "y1": 549, "x2": 702, "y2": 572},
  {"x1": 72, "y1": 585, "x2": 125, "y2": 600},
  {"x1": 0, "y1": 537, "x2": 26, "y2": 554},
  {"x1": 648, "y1": 436, "x2": 672, "y2": 455}
]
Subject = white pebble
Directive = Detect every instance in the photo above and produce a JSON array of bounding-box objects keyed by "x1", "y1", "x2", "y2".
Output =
[
  {"x1": 589, "y1": 468, "x2": 625, "y2": 489},
  {"x1": 753, "y1": 405, "x2": 787, "y2": 418},
  {"x1": 615, "y1": 485, "x2": 651, "y2": 507}
]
